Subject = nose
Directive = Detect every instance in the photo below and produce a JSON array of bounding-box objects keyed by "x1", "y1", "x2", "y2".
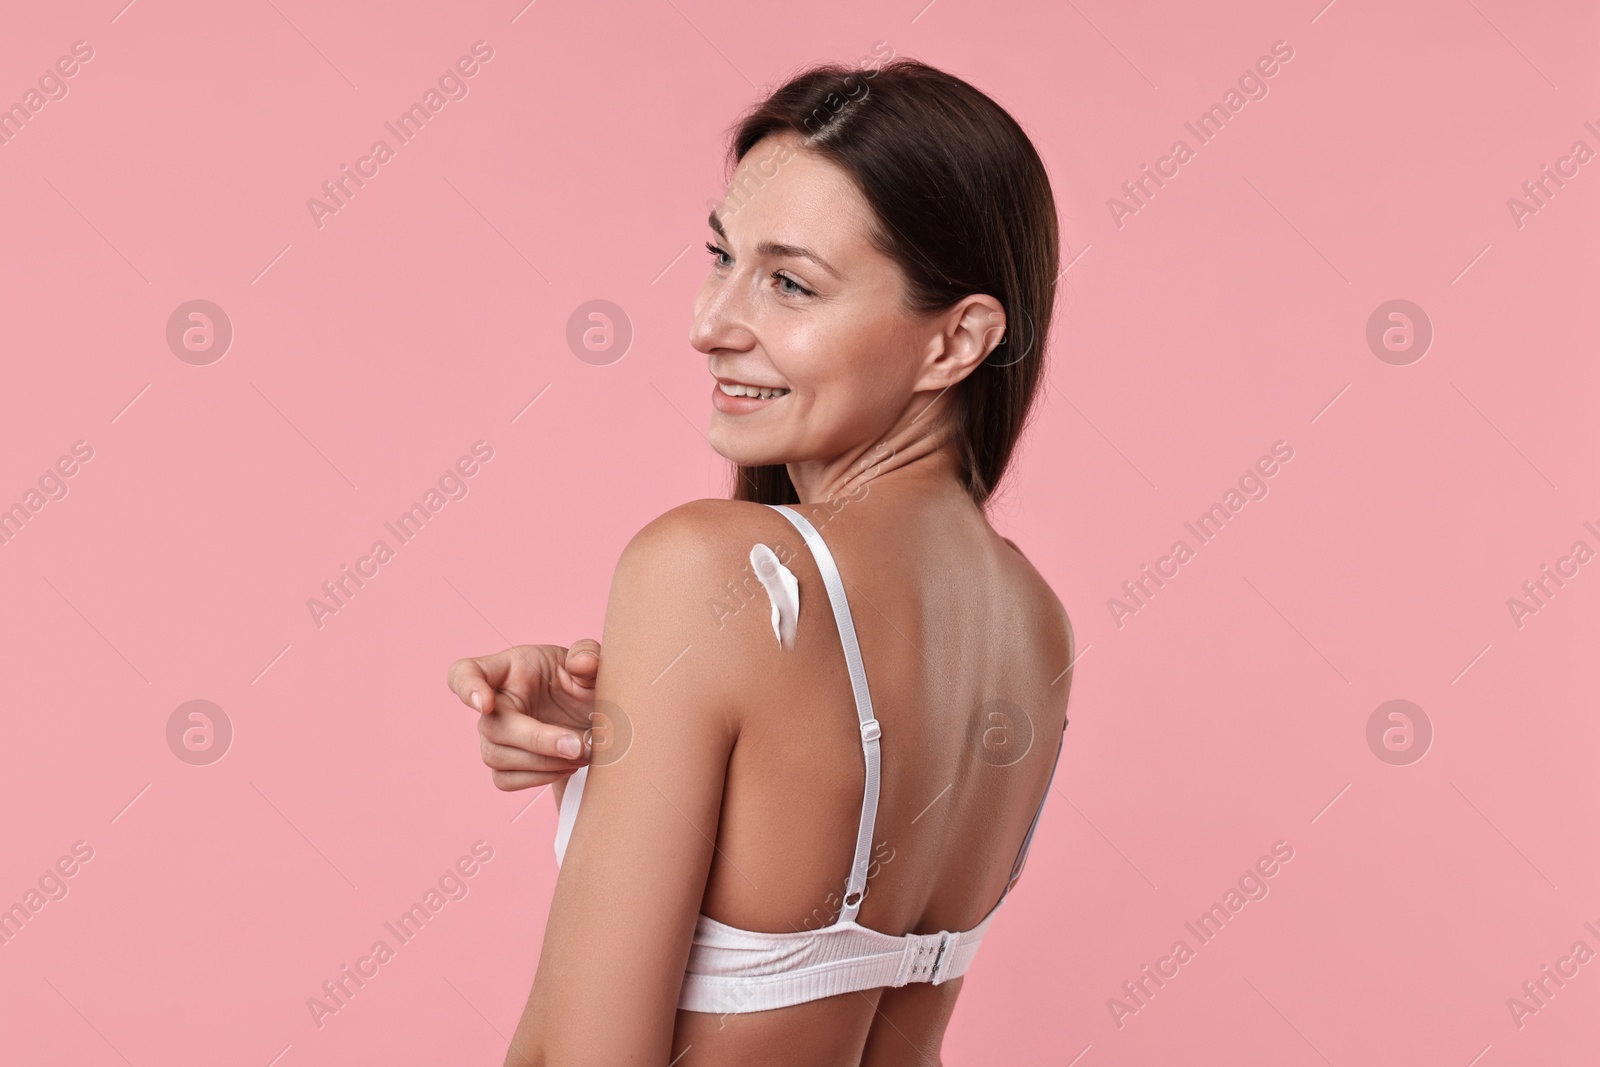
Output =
[{"x1": 688, "y1": 272, "x2": 756, "y2": 358}]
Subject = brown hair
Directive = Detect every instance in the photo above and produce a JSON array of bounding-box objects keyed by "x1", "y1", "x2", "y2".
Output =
[{"x1": 721, "y1": 57, "x2": 1060, "y2": 508}]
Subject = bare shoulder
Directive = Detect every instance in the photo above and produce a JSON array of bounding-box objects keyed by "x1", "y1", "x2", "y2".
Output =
[
  {"x1": 605, "y1": 498, "x2": 803, "y2": 657},
  {"x1": 998, "y1": 532, "x2": 1075, "y2": 676},
  {"x1": 615, "y1": 498, "x2": 795, "y2": 575}
]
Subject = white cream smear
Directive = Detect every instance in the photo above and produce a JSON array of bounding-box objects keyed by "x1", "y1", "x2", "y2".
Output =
[{"x1": 750, "y1": 543, "x2": 799, "y2": 650}]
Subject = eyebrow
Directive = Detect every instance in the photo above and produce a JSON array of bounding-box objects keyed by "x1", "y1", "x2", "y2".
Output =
[{"x1": 707, "y1": 210, "x2": 841, "y2": 279}]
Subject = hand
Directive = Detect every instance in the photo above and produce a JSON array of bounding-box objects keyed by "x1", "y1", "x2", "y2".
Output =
[{"x1": 446, "y1": 640, "x2": 601, "y2": 791}]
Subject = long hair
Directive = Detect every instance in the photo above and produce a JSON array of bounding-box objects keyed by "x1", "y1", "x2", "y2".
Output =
[{"x1": 721, "y1": 57, "x2": 1060, "y2": 508}]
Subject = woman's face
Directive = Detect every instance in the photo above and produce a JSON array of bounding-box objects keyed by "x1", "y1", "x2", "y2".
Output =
[{"x1": 689, "y1": 131, "x2": 935, "y2": 470}]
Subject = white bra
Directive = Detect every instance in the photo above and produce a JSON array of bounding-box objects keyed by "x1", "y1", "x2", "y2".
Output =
[{"x1": 553, "y1": 503, "x2": 1065, "y2": 1014}]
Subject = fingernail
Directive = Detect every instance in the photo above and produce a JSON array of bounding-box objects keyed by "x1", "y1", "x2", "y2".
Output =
[
  {"x1": 557, "y1": 735, "x2": 580, "y2": 758},
  {"x1": 471, "y1": 691, "x2": 482, "y2": 711}
]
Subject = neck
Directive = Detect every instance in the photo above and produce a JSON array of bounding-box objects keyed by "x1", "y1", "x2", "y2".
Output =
[{"x1": 784, "y1": 389, "x2": 968, "y2": 505}]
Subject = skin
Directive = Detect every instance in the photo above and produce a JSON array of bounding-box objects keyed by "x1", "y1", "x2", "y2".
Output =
[
  {"x1": 448, "y1": 641, "x2": 597, "y2": 793},
  {"x1": 447, "y1": 130, "x2": 1073, "y2": 1066}
]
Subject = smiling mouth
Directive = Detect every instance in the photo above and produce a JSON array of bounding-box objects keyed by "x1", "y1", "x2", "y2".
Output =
[{"x1": 717, "y1": 381, "x2": 790, "y2": 400}]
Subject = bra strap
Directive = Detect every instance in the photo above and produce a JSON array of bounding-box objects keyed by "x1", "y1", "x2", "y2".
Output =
[
  {"x1": 1001, "y1": 717, "x2": 1067, "y2": 898},
  {"x1": 768, "y1": 504, "x2": 881, "y2": 924},
  {"x1": 1001, "y1": 619, "x2": 1073, "y2": 899}
]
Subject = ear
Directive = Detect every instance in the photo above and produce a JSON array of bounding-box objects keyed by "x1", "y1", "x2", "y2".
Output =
[{"x1": 914, "y1": 294, "x2": 1006, "y2": 392}]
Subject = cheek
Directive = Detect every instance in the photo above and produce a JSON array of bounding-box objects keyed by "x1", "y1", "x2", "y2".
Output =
[
  {"x1": 790, "y1": 313, "x2": 897, "y2": 385},
  {"x1": 791, "y1": 342, "x2": 903, "y2": 440},
  {"x1": 839, "y1": 322, "x2": 915, "y2": 404}
]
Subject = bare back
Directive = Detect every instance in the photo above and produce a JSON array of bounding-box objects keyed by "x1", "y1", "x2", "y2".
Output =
[{"x1": 673, "y1": 485, "x2": 1074, "y2": 1065}]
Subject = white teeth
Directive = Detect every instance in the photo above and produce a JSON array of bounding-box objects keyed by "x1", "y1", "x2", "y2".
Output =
[{"x1": 719, "y1": 382, "x2": 789, "y2": 399}]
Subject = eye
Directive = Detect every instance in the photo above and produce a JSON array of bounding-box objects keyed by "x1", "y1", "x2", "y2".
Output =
[
  {"x1": 704, "y1": 241, "x2": 731, "y2": 268},
  {"x1": 773, "y1": 272, "x2": 815, "y2": 297}
]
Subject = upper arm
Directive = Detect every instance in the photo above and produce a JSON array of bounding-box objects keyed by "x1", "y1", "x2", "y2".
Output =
[
  {"x1": 1007, "y1": 540, "x2": 1074, "y2": 723},
  {"x1": 1001, "y1": 536, "x2": 1073, "y2": 681},
  {"x1": 510, "y1": 505, "x2": 745, "y2": 1065}
]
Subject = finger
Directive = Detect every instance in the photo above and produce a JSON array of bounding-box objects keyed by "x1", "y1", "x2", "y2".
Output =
[
  {"x1": 502, "y1": 646, "x2": 562, "y2": 708},
  {"x1": 450, "y1": 646, "x2": 553, "y2": 716},
  {"x1": 481, "y1": 707, "x2": 591, "y2": 760},
  {"x1": 490, "y1": 767, "x2": 576, "y2": 792},
  {"x1": 563, "y1": 639, "x2": 601, "y2": 688},
  {"x1": 480, "y1": 736, "x2": 585, "y2": 774},
  {"x1": 447, "y1": 654, "x2": 508, "y2": 715}
]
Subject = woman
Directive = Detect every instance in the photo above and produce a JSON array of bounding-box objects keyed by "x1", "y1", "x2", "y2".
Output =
[{"x1": 447, "y1": 58, "x2": 1074, "y2": 1066}]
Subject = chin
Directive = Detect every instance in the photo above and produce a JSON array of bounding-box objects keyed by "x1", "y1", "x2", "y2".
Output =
[{"x1": 707, "y1": 424, "x2": 786, "y2": 468}]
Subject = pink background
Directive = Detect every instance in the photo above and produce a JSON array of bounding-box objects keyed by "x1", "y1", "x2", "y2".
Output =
[{"x1": 1, "y1": 0, "x2": 1595, "y2": 1063}]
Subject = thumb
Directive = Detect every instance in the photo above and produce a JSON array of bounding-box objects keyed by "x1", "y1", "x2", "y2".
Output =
[{"x1": 564, "y1": 639, "x2": 601, "y2": 688}]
